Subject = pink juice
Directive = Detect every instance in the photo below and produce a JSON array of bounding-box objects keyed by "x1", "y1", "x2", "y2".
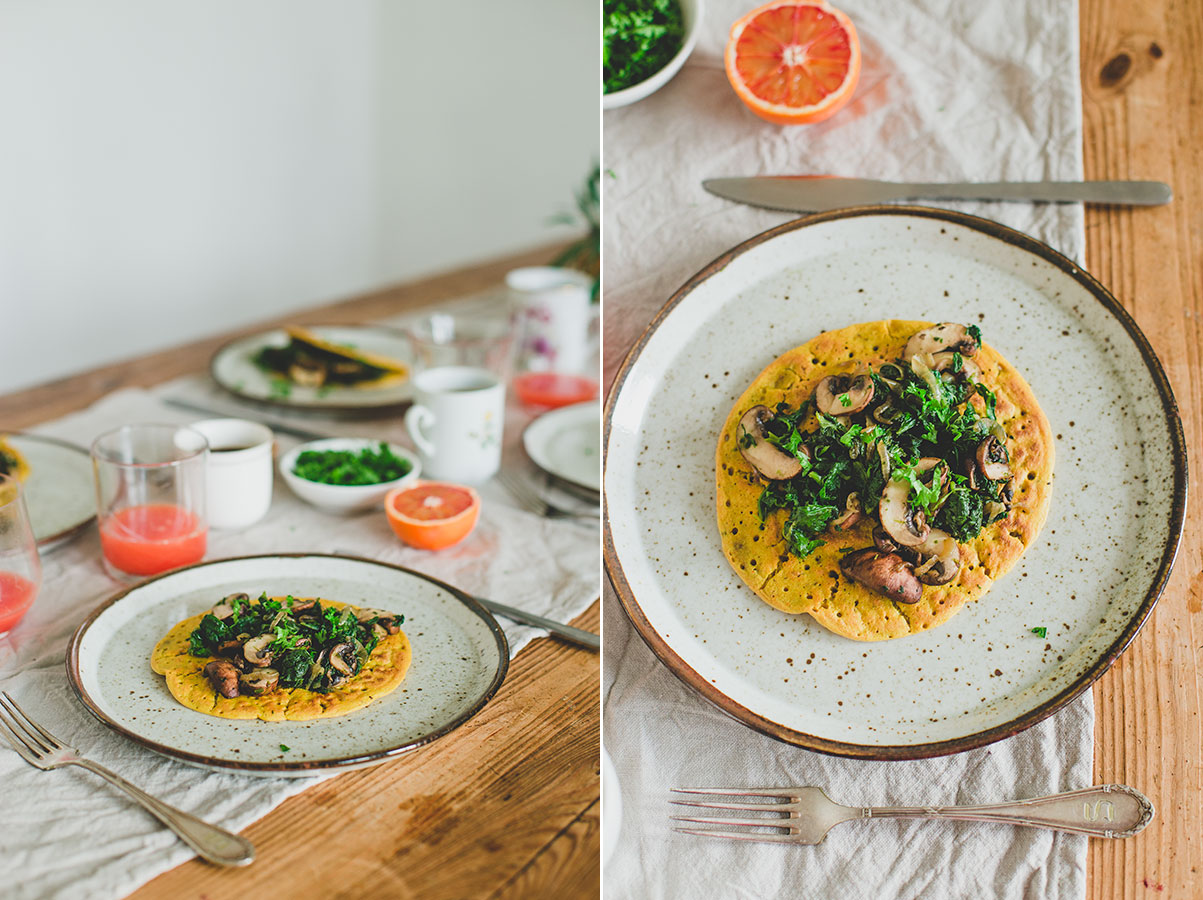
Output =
[
  {"x1": 99, "y1": 504, "x2": 207, "y2": 576},
  {"x1": 0, "y1": 571, "x2": 38, "y2": 633}
]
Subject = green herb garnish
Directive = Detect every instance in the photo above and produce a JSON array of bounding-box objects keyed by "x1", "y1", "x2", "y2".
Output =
[
  {"x1": 280, "y1": 744, "x2": 290, "y2": 752},
  {"x1": 292, "y1": 443, "x2": 412, "y2": 486},
  {"x1": 1031, "y1": 626, "x2": 1047, "y2": 638},
  {"x1": 603, "y1": 0, "x2": 685, "y2": 94}
]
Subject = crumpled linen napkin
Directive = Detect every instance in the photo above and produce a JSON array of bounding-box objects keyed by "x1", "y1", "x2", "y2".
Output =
[
  {"x1": 602, "y1": 0, "x2": 1091, "y2": 897},
  {"x1": 0, "y1": 376, "x2": 598, "y2": 900}
]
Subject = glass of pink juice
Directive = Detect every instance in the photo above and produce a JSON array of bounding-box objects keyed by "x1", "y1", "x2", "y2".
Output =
[
  {"x1": 0, "y1": 474, "x2": 42, "y2": 635},
  {"x1": 91, "y1": 424, "x2": 209, "y2": 580}
]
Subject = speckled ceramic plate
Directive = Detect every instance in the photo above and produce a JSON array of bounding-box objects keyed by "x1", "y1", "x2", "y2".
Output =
[
  {"x1": 66, "y1": 554, "x2": 508, "y2": 775},
  {"x1": 604, "y1": 207, "x2": 1186, "y2": 759},
  {"x1": 210, "y1": 324, "x2": 413, "y2": 415},
  {"x1": 6, "y1": 433, "x2": 95, "y2": 550},
  {"x1": 524, "y1": 402, "x2": 602, "y2": 493}
]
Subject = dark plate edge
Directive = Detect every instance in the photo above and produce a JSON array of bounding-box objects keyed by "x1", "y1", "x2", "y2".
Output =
[
  {"x1": 208, "y1": 324, "x2": 414, "y2": 419},
  {"x1": 64, "y1": 552, "x2": 510, "y2": 773},
  {"x1": 602, "y1": 205, "x2": 1188, "y2": 761}
]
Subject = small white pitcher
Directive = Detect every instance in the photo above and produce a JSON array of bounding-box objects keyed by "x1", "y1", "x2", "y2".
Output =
[{"x1": 507, "y1": 266, "x2": 598, "y2": 375}]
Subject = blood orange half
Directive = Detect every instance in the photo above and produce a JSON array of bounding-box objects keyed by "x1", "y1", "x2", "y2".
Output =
[
  {"x1": 725, "y1": 0, "x2": 861, "y2": 125},
  {"x1": 385, "y1": 482, "x2": 481, "y2": 550}
]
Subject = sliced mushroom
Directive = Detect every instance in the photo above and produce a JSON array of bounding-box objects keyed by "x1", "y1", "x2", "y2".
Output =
[
  {"x1": 872, "y1": 526, "x2": 920, "y2": 564},
  {"x1": 932, "y1": 351, "x2": 982, "y2": 380},
  {"x1": 904, "y1": 323, "x2": 980, "y2": 360},
  {"x1": 737, "y1": 406, "x2": 805, "y2": 481},
  {"x1": 814, "y1": 373, "x2": 875, "y2": 416},
  {"x1": 976, "y1": 437, "x2": 1010, "y2": 481},
  {"x1": 913, "y1": 528, "x2": 961, "y2": 585},
  {"x1": 288, "y1": 360, "x2": 326, "y2": 387},
  {"x1": 239, "y1": 667, "x2": 280, "y2": 695},
  {"x1": 839, "y1": 549, "x2": 923, "y2": 604},
  {"x1": 829, "y1": 493, "x2": 863, "y2": 532},
  {"x1": 243, "y1": 633, "x2": 275, "y2": 666},
  {"x1": 288, "y1": 598, "x2": 317, "y2": 613},
  {"x1": 209, "y1": 592, "x2": 247, "y2": 620},
  {"x1": 879, "y1": 476, "x2": 930, "y2": 548},
  {"x1": 328, "y1": 643, "x2": 360, "y2": 677},
  {"x1": 203, "y1": 659, "x2": 241, "y2": 699},
  {"x1": 963, "y1": 456, "x2": 979, "y2": 491}
]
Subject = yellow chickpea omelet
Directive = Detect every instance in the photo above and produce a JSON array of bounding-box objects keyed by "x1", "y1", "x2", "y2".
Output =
[
  {"x1": 151, "y1": 593, "x2": 411, "y2": 721},
  {"x1": 716, "y1": 320, "x2": 1053, "y2": 642}
]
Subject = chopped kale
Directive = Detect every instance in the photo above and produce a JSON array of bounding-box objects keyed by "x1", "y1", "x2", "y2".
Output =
[{"x1": 603, "y1": 0, "x2": 685, "y2": 94}]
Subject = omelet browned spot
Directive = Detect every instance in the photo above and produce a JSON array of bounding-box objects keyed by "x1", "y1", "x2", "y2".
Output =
[
  {"x1": 150, "y1": 598, "x2": 411, "y2": 720},
  {"x1": 715, "y1": 320, "x2": 1054, "y2": 641}
]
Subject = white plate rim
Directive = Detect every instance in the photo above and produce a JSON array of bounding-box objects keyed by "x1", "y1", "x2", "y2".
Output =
[
  {"x1": 65, "y1": 553, "x2": 509, "y2": 774},
  {"x1": 523, "y1": 402, "x2": 602, "y2": 493},
  {"x1": 209, "y1": 323, "x2": 413, "y2": 416},
  {"x1": 7, "y1": 432, "x2": 96, "y2": 550},
  {"x1": 602, "y1": 206, "x2": 1187, "y2": 760}
]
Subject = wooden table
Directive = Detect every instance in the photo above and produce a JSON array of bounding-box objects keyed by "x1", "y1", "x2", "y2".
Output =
[
  {"x1": 0, "y1": 245, "x2": 601, "y2": 900},
  {"x1": 1081, "y1": 1, "x2": 1201, "y2": 896}
]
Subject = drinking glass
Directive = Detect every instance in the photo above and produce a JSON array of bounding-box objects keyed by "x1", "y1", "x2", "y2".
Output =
[
  {"x1": 406, "y1": 310, "x2": 515, "y2": 379},
  {"x1": 0, "y1": 474, "x2": 42, "y2": 636},
  {"x1": 91, "y1": 424, "x2": 209, "y2": 580}
]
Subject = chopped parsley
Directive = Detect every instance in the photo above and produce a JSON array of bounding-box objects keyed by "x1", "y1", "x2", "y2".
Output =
[
  {"x1": 279, "y1": 744, "x2": 291, "y2": 752},
  {"x1": 1031, "y1": 626, "x2": 1047, "y2": 638},
  {"x1": 292, "y1": 443, "x2": 412, "y2": 486},
  {"x1": 603, "y1": 0, "x2": 685, "y2": 94}
]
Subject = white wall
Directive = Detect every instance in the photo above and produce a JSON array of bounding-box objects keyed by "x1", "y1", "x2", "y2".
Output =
[{"x1": 0, "y1": 1, "x2": 598, "y2": 393}]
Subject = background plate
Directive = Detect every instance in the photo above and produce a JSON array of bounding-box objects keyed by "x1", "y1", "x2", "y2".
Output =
[
  {"x1": 66, "y1": 554, "x2": 508, "y2": 775},
  {"x1": 604, "y1": 207, "x2": 1185, "y2": 759},
  {"x1": 524, "y1": 402, "x2": 602, "y2": 493},
  {"x1": 7, "y1": 433, "x2": 95, "y2": 550},
  {"x1": 210, "y1": 324, "x2": 413, "y2": 414}
]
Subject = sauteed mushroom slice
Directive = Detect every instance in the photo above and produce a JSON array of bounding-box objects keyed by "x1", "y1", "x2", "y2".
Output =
[
  {"x1": 913, "y1": 528, "x2": 961, "y2": 586},
  {"x1": 830, "y1": 493, "x2": 863, "y2": 532},
  {"x1": 932, "y1": 351, "x2": 981, "y2": 380},
  {"x1": 328, "y1": 643, "x2": 359, "y2": 677},
  {"x1": 737, "y1": 405, "x2": 805, "y2": 481},
  {"x1": 815, "y1": 373, "x2": 875, "y2": 416},
  {"x1": 839, "y1": 549, "x2": 922, "y2": 604},
  {"x1": 243, "y1": 633, "x2": 275, "y2": 667},
  {"x1": 976, "y1": 437, "x2": 1011, "y2": 481},
  {"x1": 209, "y1": 592, "x2": 247, "y2": 620},
  {"x1": 872, "y1": 526, "x2": 920, "y2": 564},
  {"x1": 203, "y1": 659, "x2": 241, "y2": 699},
  {"x1": 239, "y1": 668, "x2": 280, "y2": 696},
  {"x1": 904, "y1": 323, "x2": 980, "y2": 360}
]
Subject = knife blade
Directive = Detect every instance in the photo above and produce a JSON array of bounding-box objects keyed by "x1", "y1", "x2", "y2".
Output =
[{"x1": 703, "y1": 176, "x2": 1173, "y2": 213}]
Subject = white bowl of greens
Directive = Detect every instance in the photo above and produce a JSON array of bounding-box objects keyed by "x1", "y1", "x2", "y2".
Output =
[
  {"x1": 280, "y1": 438, "x2": 420, "y2": 514},
  {"x1": 603, "y1": 0, "x2": 702, "y2": 109}
]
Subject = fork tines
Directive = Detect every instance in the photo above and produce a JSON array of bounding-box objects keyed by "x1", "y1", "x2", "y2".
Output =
[
  {"x1": 0, "y1": 691, "x2": 66, "y2": 766},
  {"x1": 670, "y1": 787, "x2": 799, "y2": 843}
]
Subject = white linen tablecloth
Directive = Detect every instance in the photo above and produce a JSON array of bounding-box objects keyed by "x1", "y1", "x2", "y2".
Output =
[
  {"x1": 602, "y1": 0, "x2": 1091, "y2": 897},
  {"x1": 0, "y1": 314, "x2": 600, "y2": 899}
]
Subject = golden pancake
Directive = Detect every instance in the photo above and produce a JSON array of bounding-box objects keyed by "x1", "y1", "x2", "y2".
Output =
[
  {"x1": 284, "y1": 326, "x2": 409, "y2": 388},
  {"x1": 715, "y1": 320, "x2": 1053, "y2": 641},
  {"x1": 0, "y1": 437, "x2": 31, "y2": 482},
  {"x1": 151, "y1": 598, "x2": 412, "y2": 721}
]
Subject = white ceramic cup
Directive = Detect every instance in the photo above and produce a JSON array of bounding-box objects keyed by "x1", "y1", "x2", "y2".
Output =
[
  {"x1": 189, "y1": 418, "x2": 274, "y2": 530},
  {"x1": 404, "y1": 367, "x2": 504, "y2": 484},
  {"x1": 507, "y1": 266, "x2": 598, "y2": 375}
]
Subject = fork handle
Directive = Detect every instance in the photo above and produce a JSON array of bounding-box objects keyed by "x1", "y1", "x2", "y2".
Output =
[
  {"x1": 863, "y1": 784, "x2": 1153, "y2": 838},
  {"x1": 71, "y1": 759, "x2": 255, "y2": 866}
]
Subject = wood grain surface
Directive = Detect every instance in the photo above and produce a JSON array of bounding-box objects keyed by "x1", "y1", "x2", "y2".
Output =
[
  {"x1": 0, "y1": 245, "x2": 601, "y2": 900},
  {"x1": 1081, "y1": 1, "x2": 1201, "y2": 897}
]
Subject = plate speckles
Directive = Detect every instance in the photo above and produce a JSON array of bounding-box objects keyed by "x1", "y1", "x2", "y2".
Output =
[
  {"x1": 66, "y1": 554, "x2": 508, "y2": 775},
  {"x1": 603, "y1": 208, "x2": 1186, "y2": 758}
]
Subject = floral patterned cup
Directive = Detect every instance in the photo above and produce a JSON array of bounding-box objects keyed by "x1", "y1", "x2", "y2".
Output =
[{"x1": 404, "y1": 366, "x2": 504, "y2": 484}]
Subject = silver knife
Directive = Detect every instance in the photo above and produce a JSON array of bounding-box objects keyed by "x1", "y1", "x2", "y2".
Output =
[
  {"x1": 476, "y1": 597, "x2": 599, "y2": 651},
  {"x1": 703, "y1": 176, "x2": 1173, "y2": 213}
]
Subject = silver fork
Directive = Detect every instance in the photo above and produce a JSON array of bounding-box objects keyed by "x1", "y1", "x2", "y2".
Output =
[
  {"x1": 671, "y1": 784, "x2": 1154, "y2": 844},
  {"x1": 496, "y1": 470, "x2": 599, "y2": 520},
  {"x1": 0, "y1": 692, "x2": 255, "y2": 866}
]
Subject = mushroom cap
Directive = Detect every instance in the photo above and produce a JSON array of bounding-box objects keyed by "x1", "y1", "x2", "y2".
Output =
[
  {"x1": 814, "y1": 373, "x2": 875, "y2": 416},
  {"x1": 328, "y1": 642, "x2": 359, "y2": 677},
  {"x1": 203, "y1": 659, "x2": 241, "y2": 699},
  {"x1": 904, "y1": 323, "x2": 979, "y2": 360},
  {"x1": 839, "y1": 549, "x2": 923, "y2": 603},
  {"x1": 238, "y1": 667, "x2": 280, "y2": 696},
  {"x1": 976, "y1": 437, "x2": 1011, "y2": 481},
  {"x1": 737, "y1": 405, "x2": 805, "y2": 481},
  {"x1": 242, "y1": 633, "x2": 275, "y2": 666},
  {"x1": 914, "y1": 528, "x2": 961, "y2": 585},
  {"x1": 932, "y1": 351, "x2": 981, "y2": 380},
  {"x1": 878, "y1": 476, "x2": 930, "y2": 547}
]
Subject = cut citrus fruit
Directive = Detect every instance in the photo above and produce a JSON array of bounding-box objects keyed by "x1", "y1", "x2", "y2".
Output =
[
  {"x1": 385, "y1": 481, "x2": 480, "y2": 550},
  {"x1": 725, "y1": 0, "x2": 861, "y2": 125}
]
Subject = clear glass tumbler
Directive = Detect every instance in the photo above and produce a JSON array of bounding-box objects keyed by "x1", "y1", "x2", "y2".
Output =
[
  {"x1": 0, "y1": 474, "x2": 42, "y2": 636},
  {"x1": 406, "y1": 309, "x2": 515, "y2": 379},
  {"x1": 91, "y1": 424, "x2": 209, "y2": 580}
]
